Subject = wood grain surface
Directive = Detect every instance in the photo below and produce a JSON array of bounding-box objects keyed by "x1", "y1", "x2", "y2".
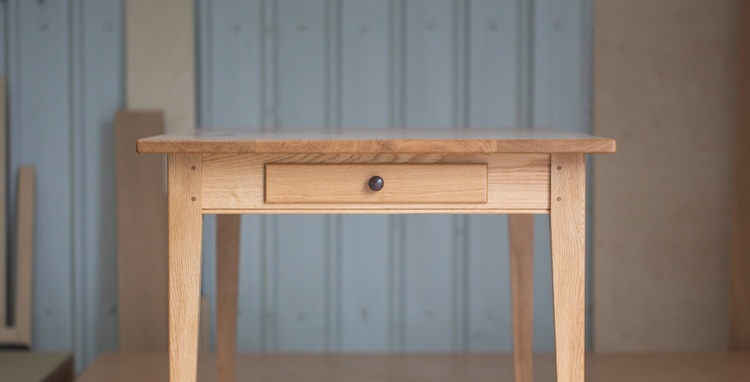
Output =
[
  {"x1": 167, "y1": 154, "x2": 203, "y2": 382},
  {"x1": 202, "y1": 153, "x2": 550, "y2": 213},
  {"x1": 731, "y1": 0, "x2": 750, "y2": 351},
  {"x1": 115, "y1": 111, "x2": 169, "y2": 351},
  {"x1": 216, "y1": 215, "x2": 240, "y2": 382},
  {"x1": 14, "y1": 166, "x2": 35, "y2": 347},
  {"x1": 265, "y1": 164, "x2": 487, "y2": 204},
  {"x1": 137, "y1": 129, "x2": 615, "y2": 154},
  {"x1": 509, "y1": 215, "x2": 534, "y2": 382},
  {"x1": 593, "y1": 0, "x2": 735, "y2": 351},
  {"x1": 550, "y1": 154, "x2": 586, "y2": 382},
  {"x1": 76, "y1": 352, "x2": 750, "y2": 382},
  {"x1": 126, "y1": 0, "x2": 195, "y2": 133}
]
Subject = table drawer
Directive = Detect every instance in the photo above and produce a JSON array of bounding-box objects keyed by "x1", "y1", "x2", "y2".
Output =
[{"x1": 265, "y1": 164, "x2": 488, "y2": 204}]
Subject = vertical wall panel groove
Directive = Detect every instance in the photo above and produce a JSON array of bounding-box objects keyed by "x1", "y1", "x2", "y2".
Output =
[
  {"x1": 9, "y1": 0, "x2": 74, "y2": 352},
  {"x1": 196, "y1": 0, "x2": 216, "y2": 352},
  {"x1": 323, "y1": 0, "x2": 340, "y2": 351},
  {"x1": 466, "y1": 0, "x2": 518, "y2": 352},
  {"x1": 260, "y1": 0, "x2": 277, "y2": 352},
  {"x1": 274, "y1": 0, "x2": 329, "y2": 351},
  {"x1": 72, "y1": 0, "x2": 126, "y2": 369},
  {"x1": 387, "y1": 0, "x2": 406, "y2": 352},
  {"x1": 339, "y1": 0, "x2": 392, "y2": 352},
  {"x1": 71, "y1": 1, "x2": 86, "y2": 368},
  {"x1": 198, "y1": 0, "x2": 266, "y2": 353},
  {"x1": 403, "y1": 0, "x2": 456, "y2": 351},
  {"x1": 451, "y1": 0, "x2": 469, "y2": 352}
]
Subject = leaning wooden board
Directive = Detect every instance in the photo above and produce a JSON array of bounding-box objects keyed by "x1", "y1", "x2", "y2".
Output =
[
  {"x1": 592, "y1": 0, "x2": 736, "y2": 350},
  {"x1": 120, "y1": 0, "x2": 197, "y2": 352},
  {"x1": 125, "y1": 0, "x2": 195, "y2": 133},
  {"x1": 0, "y1": 166, "x2": 36, "y2": 347},
  {"x1": 115, "y1": 111, "x2": 168, "y2": 351},
  {"x1": 14, "y1": 166, "x2": 35, "y2": 347},
  {"x1": 0, "y1": 76, "x2": 6, "y2": 335},
  {"x1": 731, "y1": 0, "x2": 750, "y2": 351}
]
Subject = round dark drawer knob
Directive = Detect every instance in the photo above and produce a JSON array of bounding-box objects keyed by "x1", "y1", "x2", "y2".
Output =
[{"x1": 368, "y1": 176, "x2": 384, "y2": 191}]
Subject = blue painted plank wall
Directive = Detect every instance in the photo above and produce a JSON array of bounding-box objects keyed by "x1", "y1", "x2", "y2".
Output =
[
  {"x1": 2, "y1": 0, "x2": 589, "y2": 370},
  {"x1": 197, "y1": 0, "x2": 589, "y2": 354}
]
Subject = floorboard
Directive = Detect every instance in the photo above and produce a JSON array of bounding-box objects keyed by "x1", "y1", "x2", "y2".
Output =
[{"x1": 76, "y1": 352, "x2": 750, "y2": 381}]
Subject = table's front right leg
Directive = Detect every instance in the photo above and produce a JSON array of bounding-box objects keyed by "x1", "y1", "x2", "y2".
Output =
[
  {"x1": 550, "y1": 153, "x2": 586, "y2": 382},
  {"x1": 168, "y1": 154, "x2": 203, "y2": 382}
]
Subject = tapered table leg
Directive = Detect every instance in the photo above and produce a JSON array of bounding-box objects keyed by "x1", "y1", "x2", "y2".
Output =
[
  {"x1": 217, "y1": 214, "x2": 241, "y2": 382},
  {"x1": 550, "y1": 154, "x2": 586, "y2": 382},
  {"x1": 509, "y1": 214, "x2": 534, "y2": 382},
  {"x1": 168, "y1": 154, "x2": 203, "y2": 382}
]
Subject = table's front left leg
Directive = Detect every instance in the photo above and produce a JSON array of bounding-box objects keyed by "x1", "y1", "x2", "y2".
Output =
[
  {"x1": 168, "y1": 154, "x2": 203, "y2": 382},
  {"x1": 550, "y1": 153, "x2": 586, "y2": 382}
]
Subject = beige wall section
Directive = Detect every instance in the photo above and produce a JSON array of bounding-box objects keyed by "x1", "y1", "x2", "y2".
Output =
[
  {"x1": 593, "y1": 0, "x2": 737, "y2": 350},
  {"x1": 126, "y1": 0, "x2": 195, "y2": 132}
]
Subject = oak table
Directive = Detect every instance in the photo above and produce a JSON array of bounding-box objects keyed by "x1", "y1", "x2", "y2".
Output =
[{"x1": 137, "y1": 129, "x2": 616, "y2": 382}]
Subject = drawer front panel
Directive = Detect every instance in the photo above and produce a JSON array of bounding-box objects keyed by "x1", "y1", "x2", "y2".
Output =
[{"x1": 265, "y1": 164, "x2": 487, "y2": 204}]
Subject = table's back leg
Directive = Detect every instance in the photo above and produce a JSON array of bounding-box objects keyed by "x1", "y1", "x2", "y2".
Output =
[
  {"x1": 168, "y1": 154, "x2": 203, "y2": 382},
  {"x1": 549, "y1": 154, "x2": 586, "y2": 382},
  {"x1": 509, "y1": 214, "x2": 534, "y2": 382},
  {"x1": 217, "y1": 214, "x2": 241, "y2": 382}
]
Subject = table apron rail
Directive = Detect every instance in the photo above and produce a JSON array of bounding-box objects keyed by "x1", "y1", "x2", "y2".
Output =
[{"x1": 199, "y1": 153, "x2": 551, "y2": 213}]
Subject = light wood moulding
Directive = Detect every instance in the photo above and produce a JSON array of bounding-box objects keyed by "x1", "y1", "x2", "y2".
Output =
[
  {"x1": 201, "y1": 153, "x2": 550, "y2": 213},
  {"x1": 265, "y1": 163, "x2": 488, "y2": 204}
]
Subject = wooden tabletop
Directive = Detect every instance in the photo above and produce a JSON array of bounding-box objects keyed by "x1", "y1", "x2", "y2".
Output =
[{"x1": 137, "y1": 129, "x2": 616, "y2": 154}]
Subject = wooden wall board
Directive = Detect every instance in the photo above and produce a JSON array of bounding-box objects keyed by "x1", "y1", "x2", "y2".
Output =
[
  {"x1": 731, "y1": 0, "x2": 750, "y2": 351},
  {"x1": 125, "y1": 0, "x2": 195, "y2": 132},
  {"x1": 593, "y1": 0, "x2": 736, "y2": 350},
  {"x1": 115, "y1": 111, "x2": 168, "y2": 351},
  {"x1": 0, "y1": 166, "x2": 36, "y2": 348},
  {"x1": 122, "y1": 0, "x2": 196, "y2": 354},
  {"x1": 0, "y1": 76, "x2": 6, "y2": 330},
  {"x1": 76, "y1": 352, "x2": 750, "y2": 382},
  {"x1": 0, "y1": 352, "x2": 73, "y2": 382},
  {"x1": 14, "y1": 166, "x2": 35, "y2": 347}
]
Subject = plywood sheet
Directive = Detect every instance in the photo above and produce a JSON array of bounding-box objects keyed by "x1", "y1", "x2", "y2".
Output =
[
  {"x1": 125, "y1": 0, "x2": 195, "y2": 132},
  {"x1": 115, "y1": 111, "x2": 168, "y2": 351},
  {"x1": 593, "y1": 0, "x2": 736, "y2": 350},
  {"x1": 730, "y1": 0, "x2": 750, "y2": 351}
]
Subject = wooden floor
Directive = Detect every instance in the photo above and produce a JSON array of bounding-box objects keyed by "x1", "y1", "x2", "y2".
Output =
[
  {"x1": 0, "y1": 352, "x2": 73, "y2": 382},
  {"x1": 76, "y1": 352, "x2": 750, "y2": 381}
]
